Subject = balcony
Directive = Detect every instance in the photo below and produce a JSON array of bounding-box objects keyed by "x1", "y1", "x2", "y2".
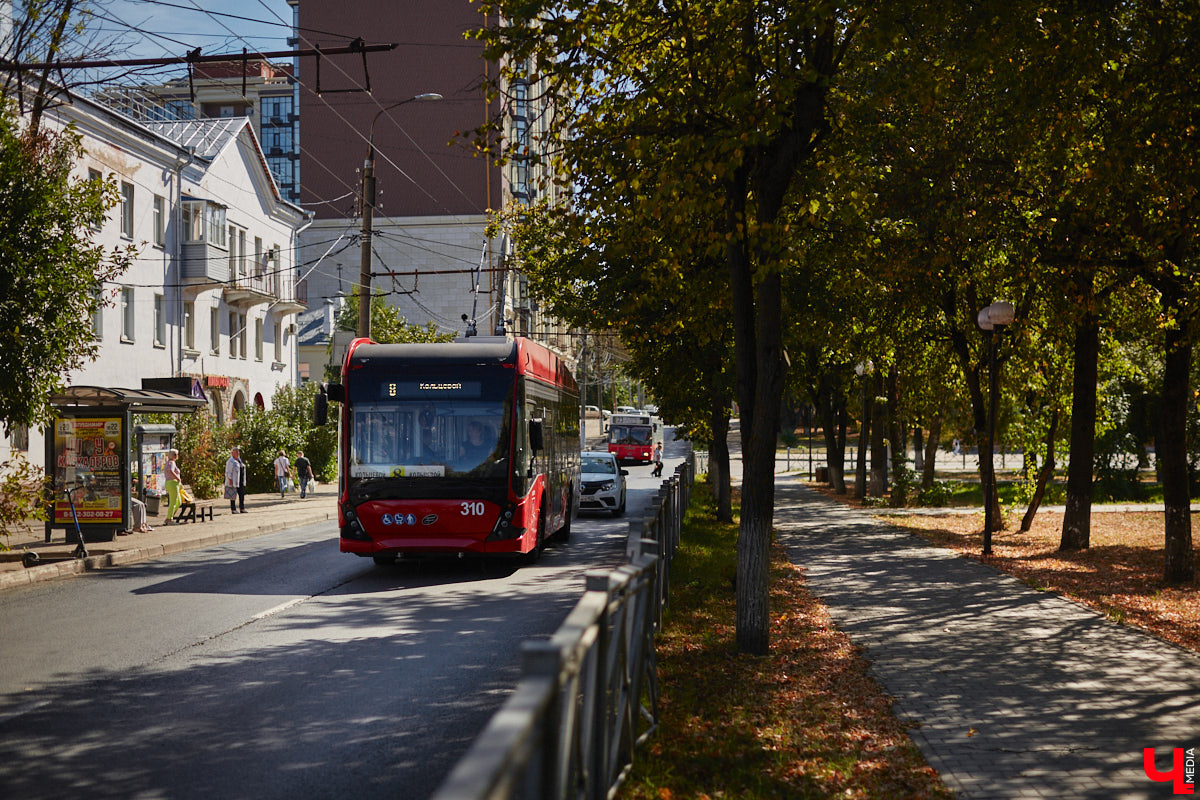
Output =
[
  {"x1": 181, "y1": 241, "x2": 231, "y2": 284},
  {"x1": 222, "y1": 270, "x2": 306, "y2": 314}
]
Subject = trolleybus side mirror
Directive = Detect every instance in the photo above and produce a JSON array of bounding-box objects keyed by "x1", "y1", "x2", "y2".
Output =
[
  {"x1": 314, "y1": 391, "x2": 328, "y2": 426},
  {"x1": 529, "y1": 418, "x2": 545, "y2": 454},
  {"x1": 326, "y1": 383, "x2": 345, "y2": 403}
]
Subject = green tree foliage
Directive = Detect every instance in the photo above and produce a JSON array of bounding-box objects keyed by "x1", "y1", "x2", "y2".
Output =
[
  {"x1": 0, "y1": 453, "x2": 47, "y2": 548},
  {"x1": 270, "y1": 382, "x2": 339, "y2": 482},
  {"x1": 334, "y1": 293, "x2": 455, "y2": 345},
  {"x1": 477, "y1": 1, "x2": 881, "y2": 655},
  {"x1": 0, "y1": 102, "x2": 136, "y2": 433}
]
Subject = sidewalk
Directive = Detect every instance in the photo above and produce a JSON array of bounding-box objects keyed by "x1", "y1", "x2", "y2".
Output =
[
  {"x1": 0, "y1": 490, "x2": 337, "y2": 593},
  {"x1": 772, "y1": 475, "x2": 1200, "y2": 799}
]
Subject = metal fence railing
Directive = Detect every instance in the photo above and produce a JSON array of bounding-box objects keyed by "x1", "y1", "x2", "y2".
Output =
[{"x1": 430, "y1": 453, "x2": 697, "y2": 800}]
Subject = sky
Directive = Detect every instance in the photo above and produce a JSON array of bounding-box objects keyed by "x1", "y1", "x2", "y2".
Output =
[{"x1": 85, "y1": 0, "x2": 296, "y2": 80}]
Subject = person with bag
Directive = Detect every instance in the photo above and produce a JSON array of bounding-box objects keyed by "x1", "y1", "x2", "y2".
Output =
[
  {"x1": 163, "y1": 449, "x2": 182, "y2": 524},
  {"x1": 294, "y1": 450, "x2": 314, "y2": 499},
  {"x1": 272, "y1": 450, "x2": 294, "y2": 499},
  {"x1": 224, "y1": 447, "x2": 247, "y2": 513},
  {"x1": 651, "y1": 442, "x2": 664, "y2": 477}
]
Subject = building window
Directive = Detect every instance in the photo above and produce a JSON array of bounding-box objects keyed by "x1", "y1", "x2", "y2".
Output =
[
  {"x1": 121, "y1": 288, "x2": 135, "y2": 341},
  {"x1": 208, "y1": 205, "x2": 227, "y2": 247},
  {"x1": 274, "y1": 320, "x2": 283, "y2": 362},
  {"x1": 88, "y1": 170, "x2": 103, "y2": 230},
  {"x1": 261, "y1": 95, "x2": 292, "y2": 122},
  {"x1": 165, "y1": 99, "x2": 194, "y2": 120},
  {"x1": 255, "y1": 317, "x2": 263, "y2": 361},
  {"x1": 229, "y1": 311, "x2": 239, "y2": 358},
  {"x1": 153, "y1": 195, "x2": 166, "y2": 247},
  {"x1": 10, "y1": 423, "x2": 29, "y2": 451},
  {"x1": 239, "y1": 229, "x2": 247, "y2": 279},
  {"x1": 210, "y1": 307, "x2": 220, "y2": 354},
  {"x1": 254, "y1": 237, "x2": 263, "y2": 275},
  {"x1": 183, "y1": 301, "x2": 195, "y2": 350},
  {"x1": 153, "y1": 293, "x2": 166, "y2": 346},
  {"x1": 228, "y1": 225, "x2": 237, "y2": 277},
  {"x1": 120, "y1": 182, "x2": 134, "y2": 238},
  {"x1": 91, "y1": 287, "x2": 103, "y2": 340},
  {"x1": 239, "y1": 314, "x2": 248, "y2": 359},
  {"x1": 183, "y1": 201, "x2": 224, "y2": 245}
]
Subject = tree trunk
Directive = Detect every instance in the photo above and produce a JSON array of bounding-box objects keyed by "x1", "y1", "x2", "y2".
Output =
[
  {"x1": 870, "y1": 371, "x2": 888, "y2": 496},
  {"x1": 887, "y1": 366, "x2": 907, "y2": 506},
  {"x1": 855, "y1": 383, "x2": 870, "y2": 499},
  {"x1": 817, "y1": 376, "x2": 845, "y2": 493},
  {"x1": 1020, "y1": 407, "x2": 1059, "y2": 532},
  {"x1": 922, "y1": 417, "x2": 941, "y2": 490},
  {"x1": 834, "y1": 394, "x2": 848, "y2": 493},
  {"x1": 913, "y1": 426, "x2": 925, "y2": 472},
  {"x1": 733, "y1": 273, "x2": 785, "y2": 656},
  {"x1": 709, "y1": 392, "x2": 733, "y2": 524},
  {"x1": 1159, "y1": 283, "x2": 1195, "y2": 584},
  {"x1": 1061, "y1": 306, "x2": 1100, "y2": 550}
]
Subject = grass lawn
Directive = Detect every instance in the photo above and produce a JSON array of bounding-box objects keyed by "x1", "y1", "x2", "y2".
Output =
[{"x1": 618, "y1": 484, "x2": 952, "y2": 800}]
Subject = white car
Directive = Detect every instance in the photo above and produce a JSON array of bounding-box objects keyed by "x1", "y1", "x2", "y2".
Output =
[{"x1": 579, "y1": 450, "x2": 627, "y2": 516}]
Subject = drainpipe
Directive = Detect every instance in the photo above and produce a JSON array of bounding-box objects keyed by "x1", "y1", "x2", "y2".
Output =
[
  {"x1": 291, "y1": 212, "x2": 315, "y2": 384},
  {"x1": 174, "y1": 146, "x2": 196, "y2": 379}
]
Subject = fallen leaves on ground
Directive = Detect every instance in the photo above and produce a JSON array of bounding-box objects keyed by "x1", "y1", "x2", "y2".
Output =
[{"x1": 620, "y1": 530, "x2": 951, "y2": 800}]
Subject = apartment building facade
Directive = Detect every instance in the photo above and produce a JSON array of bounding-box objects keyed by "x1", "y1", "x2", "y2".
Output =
[{"x1": 1, "y1": 92, "x2": 309, "y2": 464}]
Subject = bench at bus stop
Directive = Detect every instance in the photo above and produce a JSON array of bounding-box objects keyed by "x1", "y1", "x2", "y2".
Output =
[{"x1": 174, "y1": 485, "x2": 215, "y2": 523}]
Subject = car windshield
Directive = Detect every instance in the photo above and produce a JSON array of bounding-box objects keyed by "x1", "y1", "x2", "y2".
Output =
[{"x1": 581, "y1": 456, "x2": 616, "y2": 474}]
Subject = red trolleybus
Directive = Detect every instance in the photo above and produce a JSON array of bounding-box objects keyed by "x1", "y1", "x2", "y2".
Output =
[
  {"x1": 316, "y1": 337, "x2": 580, "y2": 563},
  {"x1": 607, "y1": 412, "x2": 663, "y2": 464}
]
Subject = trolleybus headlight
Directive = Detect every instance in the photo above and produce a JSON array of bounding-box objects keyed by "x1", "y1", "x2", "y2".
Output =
[{"x1": 487, "y1": 503, "x2": 525, "y2": 541}]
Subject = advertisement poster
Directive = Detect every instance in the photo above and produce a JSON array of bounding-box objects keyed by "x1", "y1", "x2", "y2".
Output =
[
  {"x1": 139, "y1": 433, "x2": 172, "y2": 499},
  {"x1": 53, "y1": 417, "x2": 125, "y2": 526}
]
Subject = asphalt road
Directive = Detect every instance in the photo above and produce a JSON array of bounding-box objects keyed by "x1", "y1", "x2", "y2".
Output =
[{"x1": 0, "y1": 448, "x2": 683, "y2": 800}]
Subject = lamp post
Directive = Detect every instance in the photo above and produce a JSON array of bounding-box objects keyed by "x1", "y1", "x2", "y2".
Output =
[
  {"x1": 854, "y1": 360, "x2": 872, "y2": 499},
  {"x1": 357, "y1": 93, "x2": 443, "y2": 340},
  {"x1": 977, "y1": 300, "x2": 1016, "y2": 554}
]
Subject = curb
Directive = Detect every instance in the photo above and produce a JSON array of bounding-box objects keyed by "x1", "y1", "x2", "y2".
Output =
[{"x1": 0, "y1": 509, "x2": 336, "y2": 593}]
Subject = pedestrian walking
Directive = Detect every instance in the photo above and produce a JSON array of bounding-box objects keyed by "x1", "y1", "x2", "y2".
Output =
[
  {"x1": 225, "y1": 447, "x2": 247, "y2": 513},
  {"x1": 294, "y1": 450, "x2": 313, "y2": 498},
  {"x1": 272, "y1": 449, "x2": 293, "y2": 498},
  {"x1": 163, "y1": 449, "x2": 182, "y2": 524},
  {"x1": 651, "y1": 442, "x2": 663, "y2": 477}
]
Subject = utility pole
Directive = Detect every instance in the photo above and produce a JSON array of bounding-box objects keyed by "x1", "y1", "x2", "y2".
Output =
[
  {"x1": 354, "y1": 92, "x2": 442, "y2": 340},
  {"x1": 357, "y1": 152, "x2": 375, "y2": 340}
]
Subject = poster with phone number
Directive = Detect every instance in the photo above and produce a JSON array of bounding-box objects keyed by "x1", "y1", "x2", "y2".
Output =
[{"x1": 53, "y1": 417, "x2": 124, "y2": 525}]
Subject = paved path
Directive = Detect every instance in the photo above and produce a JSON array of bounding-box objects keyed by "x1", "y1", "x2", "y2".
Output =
[{"x1": 774, "y1": 476, "x2": 1200, "y2": 800}]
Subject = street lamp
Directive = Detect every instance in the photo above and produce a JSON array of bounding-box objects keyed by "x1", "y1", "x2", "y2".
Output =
[
  {"x1": 357, "y1": 93, "x2": 443, "y2": 340},
  {"x1": 854, "y1": 360, "x2": 873, "y2": 499},
  {"x1": 977, "y1": 300, "x2": 1016, "y2": 554}
]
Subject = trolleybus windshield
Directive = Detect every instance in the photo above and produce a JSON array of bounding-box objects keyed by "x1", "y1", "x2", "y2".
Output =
[{"x1": 347, "y1": 365, "x2": 513, "y2": 481}]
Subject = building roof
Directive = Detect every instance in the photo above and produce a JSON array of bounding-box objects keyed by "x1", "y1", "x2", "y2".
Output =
[{"x1": 142, "y1": 116, "x2": 246, "y2": 161}]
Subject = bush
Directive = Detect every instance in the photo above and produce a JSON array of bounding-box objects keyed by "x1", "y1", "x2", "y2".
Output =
[
  {"x1": 916, "y1": 480, "x2": 957, "y2": 507},
  {"x1": 0, "y1": 453, "x2": 47, "y2": 548}
]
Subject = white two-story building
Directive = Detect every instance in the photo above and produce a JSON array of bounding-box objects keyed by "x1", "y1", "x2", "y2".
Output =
[{"x1": 1, "y1": 90, "x2": 310, "y2": 463}]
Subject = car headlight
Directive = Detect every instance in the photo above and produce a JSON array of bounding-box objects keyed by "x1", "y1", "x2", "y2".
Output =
[{"x1": 599, "y1": 480, "x2": 614, "y2": 491}]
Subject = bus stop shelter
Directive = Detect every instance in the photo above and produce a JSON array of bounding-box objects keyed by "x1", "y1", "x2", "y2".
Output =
[{"x1": 46, "y1": 382, "x2": 207, "y2": 543}]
